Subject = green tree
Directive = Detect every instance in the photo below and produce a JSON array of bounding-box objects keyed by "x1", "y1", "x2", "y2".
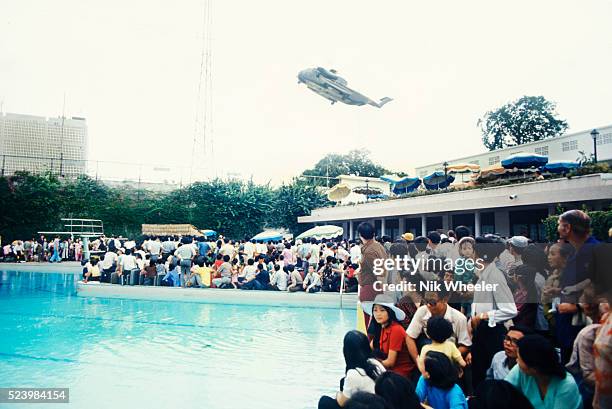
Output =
[
  {"x1": 301, "y1": 149, "x2": 391, "y2": 186},
  {"x1": 478, "y1": 96, "x2": 568, "y2": 151},
  {"x1": 271, "y1": 180, "x2": 330, "y2": 235}
]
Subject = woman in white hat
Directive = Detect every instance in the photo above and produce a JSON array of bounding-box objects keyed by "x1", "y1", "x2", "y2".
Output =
[{"x1": 362, "y1": 294, "x2": 416, "y2": 378}]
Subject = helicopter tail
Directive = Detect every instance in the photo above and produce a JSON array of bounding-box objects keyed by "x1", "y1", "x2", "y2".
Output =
[
  {"x1": 369, "y1": 97, "x2": 393, "y2": 108},
  {"x1": 378, "y1": 97, "x2": 393, "y2": 107}
]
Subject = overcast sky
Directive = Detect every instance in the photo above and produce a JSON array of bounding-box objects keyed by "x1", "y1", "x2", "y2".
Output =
[{"x1": 1, "y1": 0, "x2": 611, "y2": 185}]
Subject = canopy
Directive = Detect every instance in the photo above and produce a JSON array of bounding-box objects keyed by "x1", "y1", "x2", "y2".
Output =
[
  {"x1": 327, "y1": 184, "x2": 352, "y2": 202},
  {"x1": 501, "y1": 152, "x2": 548, "y2": 169},
  {"x1": 251, "y1": 230, "x2": 284, "y2": 242},
  {"x1": 352, "y1": 185, "x2": 384, "y2": 195},
  {"x1": 473, "y1": 166, "x2": 539, "y2": 183},
  {"x1": 380, "y1": 175, "x2": 421, "y2": 195},
  {"x1": 422, "y1": 171, "x2": 455, "y2": 190},
  {"x1": 142, "y1": 224, "x2": 214, "y2": 237},
  {"x1": 296, "y1": 225, "x2": 344, "y2": 240},
  {"x1": 447, "y1": 163, "x2": 481, "y2": 174},
  {"x1": 200, "y1": 229, "x2": 217, "y2": 238},
  {"x1": 541, "y1": 161, "x2": 580, "y2": 174}
]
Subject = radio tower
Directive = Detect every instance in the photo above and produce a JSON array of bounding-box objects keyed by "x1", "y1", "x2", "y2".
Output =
[{"x1": 191, "y1": 0, "x2": 214, "y2": 183}]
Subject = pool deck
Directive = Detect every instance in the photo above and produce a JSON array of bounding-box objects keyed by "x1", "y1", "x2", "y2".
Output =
[
  {"x1": 77, "y1": 282, "x2": 358, "y2": 310},
  {"x1": 0, "y1": 261, "x2": 82, "y2": 273}
]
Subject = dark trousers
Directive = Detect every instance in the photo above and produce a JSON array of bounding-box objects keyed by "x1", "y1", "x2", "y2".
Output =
[{"x1": 471, "y1": 321, "x2": 506, "y2": 390}]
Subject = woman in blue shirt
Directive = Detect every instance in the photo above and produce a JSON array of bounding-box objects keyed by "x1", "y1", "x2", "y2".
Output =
[
  {"x1": 505, "y1": 334, "x2": 582, "y2": 409},
  {"x1": 415, "y1": 351, "x2": 468, "y2": 409}
]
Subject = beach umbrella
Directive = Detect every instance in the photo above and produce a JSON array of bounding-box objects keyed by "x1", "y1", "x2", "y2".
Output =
[
  {"x1": 296, "y1": 225, "x2": 344, "y2": 240},
  {"x1": 251, "y1": 230, "x2": 284, "y2": 242},
  {"x1": 501, "y1": 153, "x2": 548, "y2": 169},
  {"x1": 423, "y1": 171, "x2": 455, "y2": 190},
  {"x1": 201, "y1": 229, "x2": 217, "y2": 238},
  {"x1": 352, "y1": 185, "x2": 383, "y2": 195},
  {"x1": 327, "y1": 184, "x2": 352, "y2": 202},
  {"x1": 447, "y1": 163, "x2": 481, "y2": 183},
  {"x1": 473, "y1": 166, "x2": 539, "y2": 184},
  {"x1": 447, "y1": 163, "x2": 481, "y2": 174},
  {"x1": 380, "y1": 175, "x2": 421, "y2": 195},
  {"x1": 541, "y1": 161, "x2": 580, "y2": 174}
]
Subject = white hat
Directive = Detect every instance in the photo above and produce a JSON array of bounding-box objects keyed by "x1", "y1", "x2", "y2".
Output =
[
  {"x1": 361, "y1": 294, "x2": 406, "y2": 321},
  {"x1": 507, "y1": 236, "x2": 529, "y2": 248}
]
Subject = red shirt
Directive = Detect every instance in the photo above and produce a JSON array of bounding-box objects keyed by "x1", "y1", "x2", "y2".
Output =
[{"x1": 379, "y1": 321, "x2": 415, "y2": 377}]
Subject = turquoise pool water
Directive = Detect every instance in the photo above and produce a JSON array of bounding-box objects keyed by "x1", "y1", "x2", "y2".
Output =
[{"x1": 0, "y1": 270, "x2": 354, "y2": 409}]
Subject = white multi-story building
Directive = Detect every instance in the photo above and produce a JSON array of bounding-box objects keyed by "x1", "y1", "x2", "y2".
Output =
[
  {"x1": 415, "y1": 125, "x2": 612, "y2": 180},
  {"x1": 0, "y1": 112, "x2": 88, "y2": 178},
  {"x1": 299, "y1": 124, "x2": 612, "y2": 241}
]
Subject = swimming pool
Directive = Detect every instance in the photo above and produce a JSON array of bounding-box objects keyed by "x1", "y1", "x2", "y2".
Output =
[{"x1": 0, "y1": 270, "x2": 354, "y2": 409}]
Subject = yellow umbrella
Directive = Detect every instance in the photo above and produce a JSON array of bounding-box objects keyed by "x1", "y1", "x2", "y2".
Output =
[
  {"x1": 327, "y1": 184, "x2": 352, "y2": 202},
  {"x1": 447, "y1": 163, "x2": 481, "y2": 174}
]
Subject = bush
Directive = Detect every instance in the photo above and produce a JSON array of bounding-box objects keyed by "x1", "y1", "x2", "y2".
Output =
[{"x1": 543, "y1": 208, "x2": 612, "y2": 242}]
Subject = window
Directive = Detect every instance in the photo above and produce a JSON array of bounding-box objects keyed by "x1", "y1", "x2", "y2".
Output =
[
  {"x1": 597, "y1": 133, "x2": 612, "y2": 146},
  {"x1": 562, "y1": 140, "x2": 578, "y2": 152},
  {"x1": 469, "y1": 160, "x2": 480, "y2": 166},
  {"x1": 535, "y1": 146, "x2": 549, "y2": 156},
  {"x1": 488, "y1": 156, "x2": 499, "y2": 165}
]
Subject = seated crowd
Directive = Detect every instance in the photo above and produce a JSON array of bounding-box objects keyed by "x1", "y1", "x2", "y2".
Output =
[
  {"x1": 316, "y1": 211, "x2": 610, "y2": 409},
  {"x1": 76, "y1": 234, "x2": 361, "y2": 294}
]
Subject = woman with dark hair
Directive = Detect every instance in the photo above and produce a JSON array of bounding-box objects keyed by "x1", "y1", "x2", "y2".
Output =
[
  {"x1": 375, "y1": 372, "x2": 424, "y2": 409},
  {"x1": 363, "y1": 294, "x2": 415, "y2": 378},
  {"x1": 415, "y1": 351, "x2": 467, "y2": 409},
  {"x1": 505, "y1": 334, "x2": 582, "y2": 409},
  {"x1": 470, "y1": 235, "x2": 517, "y2": 388},
  {"x1": 319, "y1": 330, "x2": 386, "y2": 409},
  {"x1": 510, "y1": 264, "x2": 539, "y2": 328},
  {"x1": 468, "y1": 380, "x2": 534, "y2": 409}
]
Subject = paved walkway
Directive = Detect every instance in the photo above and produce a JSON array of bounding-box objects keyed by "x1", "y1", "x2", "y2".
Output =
[{"x1": 0, "y1": 261, "x2": 82, "y2": 273}]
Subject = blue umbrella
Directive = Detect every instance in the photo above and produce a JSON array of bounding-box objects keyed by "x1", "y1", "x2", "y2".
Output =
[
  {"x1": 201, "y1": 229, "x2": 217, "y2": 238},
  {"x1": 501, "y1": 153, "x2": 548, "y2": 169},
  {"x1": 423, "y1": 171, "x2": 455, "y2": 190},
  {"x1": 251, "y1": 231, "x2": 284, "y2": 242},
  {"x1": 541, "y1": 161, "x2": 580, "y2": 174},
  {"x1": 380, "y1": 175, "x2": 422, "y2": 194}
]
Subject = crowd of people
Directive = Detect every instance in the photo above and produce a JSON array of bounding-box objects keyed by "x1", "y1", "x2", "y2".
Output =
[
  {"x1": 2, "y1": 209, "x2": 610, "y2": 408},
  {"x1": 317, "y1": 210, "x2": 610, "y2": 409}
]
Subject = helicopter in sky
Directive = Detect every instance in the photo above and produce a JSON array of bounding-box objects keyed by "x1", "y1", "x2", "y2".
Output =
[{"x1": 297, "y1": 67, "x2": 393, "y2": 108}]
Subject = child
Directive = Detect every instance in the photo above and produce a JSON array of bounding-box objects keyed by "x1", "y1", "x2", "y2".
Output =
[
  {"x1": 416, "y1": 351, "x2": 468, "y2": 409},
  {"x1": 155, "y1": 258, "x2": 167, "y2": 285},
  {"x1": 418, "y1": 316, "x2": 466, "y2": 375}
]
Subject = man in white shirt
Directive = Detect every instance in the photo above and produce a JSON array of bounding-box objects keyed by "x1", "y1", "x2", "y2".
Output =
[
  {"x1": 406, "y1": 287, "x2": 472, "y2": 363},
  {"x1": 99, "y1": 250, "x2": 118, "y2": 282},
  {"x1": 308, "y1": 238, "x2": 320, "y2": 268},
  {"x1": 269, "y1": 264, "x2": 288, "y2": 291},
  {"x1": 349, "y1": 241, "x2": 361, "y2": 264},
  {"x1": 148, "y1": 237, "x2": 162, "y2": 260},
  {"x1": 303, "y1": 266, "x2": 322, "y2": 293},
  {"x1": 244, "y1": 240, "x2": 255, "y2": 261},
  {"x1": 220, "y1": 239, "x2": 236, "y2": 259}
]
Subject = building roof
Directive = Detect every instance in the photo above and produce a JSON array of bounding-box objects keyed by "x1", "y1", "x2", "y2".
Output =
[{"x1": 298, "y1": 173, "x2": 612, "y2": 223}]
